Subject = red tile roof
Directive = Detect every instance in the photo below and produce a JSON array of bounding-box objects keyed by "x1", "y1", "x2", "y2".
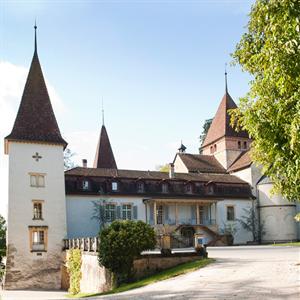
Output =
[
  {"x1": 176, "y1": 153, "x2": 226, "y2": 174},
  {"x1": 201, "y1": 92, "x2": 249, "y2": 148},
  {"x1": 93, "y1": 125, "x2": 117, "y2": 169},
  {"x1": 227, "y1": 150, "x2": 252, "y2": 172},
  {"x1": 65, "y1": 167, "x2": 248, "y2": 184},
  {"x1": 5, "y1": 52, "x2": 67, "y2": 147}
]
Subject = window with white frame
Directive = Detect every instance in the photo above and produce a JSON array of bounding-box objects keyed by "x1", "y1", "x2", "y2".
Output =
[
  {"x1": 29, "y1": 226, "x2": 47, "y2": 251},
  {"x1": 33, "y1": 201, "x2": 43, "y2": 220},
  {"x1": 157, "y1": 205, "x2": 164, "y2": 224},
  {"x1": 227, "y1": 206, "x2": 235, "y2": 221},
  {"x1": 112, "y1": 182, "x2": 118, "y2": 191},
  {"x1": 162, "y1": 183, "x2": 168, "y2": 193},
  {"x1": 82, "y1": 180, "x2": 89, "y2": 190},
  {"x1": 137, "y1": 182, "x2": 144, "y2": 193},
  {"x1": 105, "y1": 204, "x2": 116, "y2": 222},
  {"x1": 30, "y1": 174, "x2": 45, "y2": 187},
  {"x1": 122, "y1": 204, "x2": 132, "y2": 220}
]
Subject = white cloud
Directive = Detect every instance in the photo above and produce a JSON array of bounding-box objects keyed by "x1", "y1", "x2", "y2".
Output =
[{"x1": 0, "y1": 61, "x2": 65, "y2": 218}]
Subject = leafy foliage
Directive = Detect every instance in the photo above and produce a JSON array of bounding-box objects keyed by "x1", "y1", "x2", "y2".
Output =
[
  {"x1": 0, "y1": 215, "x2": 6, "y2": 262},
  {"x1": 92, "y1": 200, "x2": 109, "y2": 231},
  {"x1": 231, "y1": 0, "x2": 300, "y2": 201},
  {"x1": 64, "y1": 148, "x2": 76, "y2": 171},
  {"x1": 98, "y1": 220, "x2": 156, "y2": 285},
  {"x1": 199, "y1": 118, "x2": 213, "y2": 146},
  {"x1": 67, "y1": 249, "x2": 82, "y2": 295}
]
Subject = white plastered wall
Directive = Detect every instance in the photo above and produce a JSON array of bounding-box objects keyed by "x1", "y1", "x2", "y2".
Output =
[
  {"x1": 5, "y1": 141, "x2": 66, "y2": 289},
  {"x1": 216, "y1": 199, "x2": 254, "y2": 244},
  {"x1": 66, "y1": 195, "x2": 146, "y2": 238},
  {"x1": 173, "y1": 155, "x2": 189, "y2": 173}
]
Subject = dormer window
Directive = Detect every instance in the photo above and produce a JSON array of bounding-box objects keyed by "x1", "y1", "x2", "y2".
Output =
[
  {"x1": 162, "y1": 183, "x2": 168, "y2": 193},
  {"x1": 238, "y1": 141, "x2": 241, "y2": 149},
  {"x1": 137, "y1": 182, "x2": 144, "y2": 193},
  {"x1": 112, "y1": 181, "x2": 118, "y2": 191},
  {"x1": 185, "y1": 183, "x2": 193, "y2": 193},
  {"x1": 82, "y1": 180, "x2": 89, "y2": 190}
]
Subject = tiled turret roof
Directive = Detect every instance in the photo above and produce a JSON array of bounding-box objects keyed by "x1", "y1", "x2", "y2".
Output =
[
  {"x1": 201, "y1": 92, "x2": 249, "y2": 148},
  {"x1": 5, "y1": 27, "x2": 67, "y2": 147},
  {"x1": 93, "y1": 125, "x2": 117, "y2": 169}
]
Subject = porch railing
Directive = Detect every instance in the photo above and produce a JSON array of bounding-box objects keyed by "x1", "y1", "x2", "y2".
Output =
[{"x1": 149, "y1": 219, "x2": 216, "y2": 226}]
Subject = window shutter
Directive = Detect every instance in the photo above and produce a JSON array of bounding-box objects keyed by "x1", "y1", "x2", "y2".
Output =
[
  {"x1": 133, "y1": 206, "x2": 138, "y2": 220},
  {"x1": 191, "y1": 205, "x2": 197, "y2": 224},
  {"x1": 149, "y1": 204, "x2": 154, "y2": 222},
  {"x1": 164, "y1": 205, "x2": 169, "y2": 222},
  {"x1": 116, "y1": 206, "x2": 121, "y2": 219}
]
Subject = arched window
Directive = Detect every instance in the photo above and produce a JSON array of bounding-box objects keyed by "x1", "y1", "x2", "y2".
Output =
[
  {"x1": 238, "y1": 141, "x2": 241, "y2": 149},
  {"x1": 243, "y1": 141, "x2": 247, "y2": 149},
  {"x1": 214, "y1": 144, "x2": 217, "y2": 152}
]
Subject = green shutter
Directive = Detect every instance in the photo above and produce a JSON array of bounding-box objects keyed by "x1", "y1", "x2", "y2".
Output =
[{"x1": 133, "y1": 206, "x2": 138, "y2": 220}]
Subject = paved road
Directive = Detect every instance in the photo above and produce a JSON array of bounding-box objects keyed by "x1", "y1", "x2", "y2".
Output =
[
  {"x1": 93, "y1": 245, "x2": 300, "y2": 300},
  {"x1": 1, "y1": 245, "x2": 299, "y2": 300}
]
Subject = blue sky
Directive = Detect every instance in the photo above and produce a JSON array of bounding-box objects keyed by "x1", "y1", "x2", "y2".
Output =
[{"x1": 0, "y1": 0, "x2": 254, "y2": 214}]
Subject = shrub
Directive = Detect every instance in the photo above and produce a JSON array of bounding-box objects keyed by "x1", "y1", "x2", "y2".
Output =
[
  {"x1": 67, "y1": 249, "x2": 82, "y2": 295},
  {"x1": 98, "y1": 220, "x2": 156, "y2": 285}
]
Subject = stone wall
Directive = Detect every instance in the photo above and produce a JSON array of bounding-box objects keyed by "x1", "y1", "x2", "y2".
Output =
[{"x1": 64, "y1": 250, "x2": 202, "y2": 294}]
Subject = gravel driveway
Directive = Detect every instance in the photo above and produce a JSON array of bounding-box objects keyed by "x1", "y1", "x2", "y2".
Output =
[{"x1": 92, "y1": 245, "x2": 300, "y2": 300}]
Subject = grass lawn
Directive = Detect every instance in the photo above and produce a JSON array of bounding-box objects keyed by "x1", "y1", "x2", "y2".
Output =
[
  {"x1": 272, "y1": 242, "x2": 300, "y2": 247},
  {"x1": 67, "y1": 257, "x2": 214, "y2": 298}
]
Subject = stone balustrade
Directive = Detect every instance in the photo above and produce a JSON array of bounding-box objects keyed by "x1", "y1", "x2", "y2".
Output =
[{"x1": 63, "y1": 237, "x2": 99, "y2": 252}]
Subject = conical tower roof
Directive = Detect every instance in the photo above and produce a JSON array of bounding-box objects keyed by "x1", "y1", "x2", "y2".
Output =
[
  {"x1": 5, "y1": 25, "x2": 67, "y2": 148},
  {"x1": 201, "y1": 92, "x2": 249, "y2": 148},
  {"x1": 93, "y1": 125, "x2": 117, "y2": 169}
]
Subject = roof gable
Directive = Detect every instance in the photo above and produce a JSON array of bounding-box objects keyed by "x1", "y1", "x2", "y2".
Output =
[
  {"x1": 201, "y1": 92, "x2": 249, "y2": 147},
  {"x1": 227, "y1": 150, "x2": 252, "y2": 172},
  {"x1": 177, "y1": 153, "x2": 226, "y2": 174}
]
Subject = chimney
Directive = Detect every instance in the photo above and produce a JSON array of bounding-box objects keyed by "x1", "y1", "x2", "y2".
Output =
[
  {"x1": 169, "y1": 163, "x2": 175, "y2": 179},
  {"x1": 82, "y1": 159, "x2": 87, "y2": 168}
]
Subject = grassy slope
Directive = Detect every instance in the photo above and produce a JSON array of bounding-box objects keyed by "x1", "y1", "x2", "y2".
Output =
[
  {"x1": 68, "y1": 258, "x2": 214, "y2": 298},
  {"x1": 272, "y1": 242, "x2": 300, "y2": 247}
]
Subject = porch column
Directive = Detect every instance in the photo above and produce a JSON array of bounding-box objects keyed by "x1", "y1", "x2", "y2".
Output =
[
  {"x1": 196, "y1": 204, "x2": 200, "y2": 225},
  {"x1": 154, "y1": 201, "x2": 157, "y2": 225},
  {"x1": 175, "y1": 203, "x2": 178, "y2": 225}
]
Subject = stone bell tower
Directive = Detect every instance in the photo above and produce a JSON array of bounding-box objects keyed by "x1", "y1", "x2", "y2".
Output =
[{"x1": 4, "y1": 24, "x2": 67, "y2": 289}]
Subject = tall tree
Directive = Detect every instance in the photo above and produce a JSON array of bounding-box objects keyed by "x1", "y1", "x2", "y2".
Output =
[
  {"x1": 231, "y1": 0, "x2": 300, "y2": 202},
  {"x1": 199, "y1": 118, "x2": 213, "y2": 147}
]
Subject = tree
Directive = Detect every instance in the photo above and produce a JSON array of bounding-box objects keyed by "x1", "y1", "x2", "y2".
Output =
[
  {"x1": 231, "y1": 0, "x2": 300, "y2": 203},
  {"x1": 98, "y1": 220, "x2": 156, "y2": 285},
  {"x1": 64, "y1": 148, "x2": 76, "y2": 170},
  {"x1": 92, "y1": 199, "x2": 108, "y2": 231},
  {"x1": 199, "y1": 118, "x2": 213, "y2": 146},
  {"x1": 236, "y1": 206, "x2": 265, "y2": 242},
  {"x1": 0, "y1": 215, "x2": 6, "y2": 263},
  {"x1": 156, "y1": 164, "x2": 169, "y2": 172}
]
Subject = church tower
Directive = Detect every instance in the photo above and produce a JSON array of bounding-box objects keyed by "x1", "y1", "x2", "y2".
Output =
[
  {"x1": 200, "y1": 72, "x2": 251, "y2": 169},
  {"x1": 4, "y1": 25, "x2": 67, "y2": 289}
]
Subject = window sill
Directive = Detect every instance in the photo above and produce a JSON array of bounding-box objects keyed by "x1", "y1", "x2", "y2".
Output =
[
  {"x1": 30, "y1": 250, "x2": 47, "y2": 253},
  {"x1": 32, "y1": 218, "x2": 44, "y2": 221}
]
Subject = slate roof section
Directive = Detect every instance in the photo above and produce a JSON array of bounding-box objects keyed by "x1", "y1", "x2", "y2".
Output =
[
  {"x1": 5, "y1": 47, "x2": 67, "y2": 147},
  {"x1": 66, "y1": 167, "x2": 248, "y2": 184},
  {"x1": 93, "y1": 125, "x2": 117, "y2": 169},
  {"x1": 227, "y1": 150, "x2": 252, "y2": 172},
  {"x1": 201, "y1": 92, "x2": 249, "y2": 148},
  {"x1": 176, "y1": 153, "x2": 226, "y2": 174}
]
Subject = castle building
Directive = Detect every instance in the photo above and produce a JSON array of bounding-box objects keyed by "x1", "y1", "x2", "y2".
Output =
[{"x1": 4, "y1": 27, "x2": 300, "y2": 290}]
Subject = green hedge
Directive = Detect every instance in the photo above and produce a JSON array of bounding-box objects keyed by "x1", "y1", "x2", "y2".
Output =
[{"x1": 67, "y1": 249, "x2": 82, "y2": 295}]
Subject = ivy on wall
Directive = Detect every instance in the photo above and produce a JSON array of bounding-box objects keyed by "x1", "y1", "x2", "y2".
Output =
[{"x1": 67, "y1": 249, "x2": 82, "y2": 295}]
